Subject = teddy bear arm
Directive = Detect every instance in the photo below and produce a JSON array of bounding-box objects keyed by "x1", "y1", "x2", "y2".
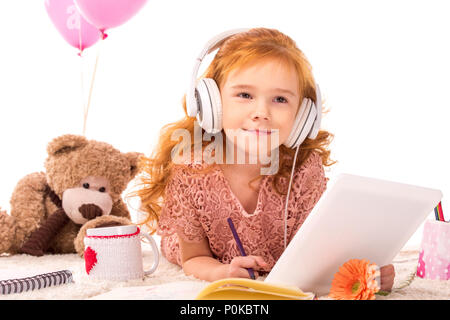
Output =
[
  {"x1": 0, "y1": 208, "x2": 17, "y2": 254},
  {"x1": 8, "y1": 172, "x2": 50, "y2": 252},
  {"x1": 20, "y1": 208, "x2": 70, "y2": 256}
]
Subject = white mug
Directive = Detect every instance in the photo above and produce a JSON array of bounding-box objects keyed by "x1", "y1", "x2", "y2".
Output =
[{"x1": 84, "y1": 225, "x2": 159, "y2": 281}]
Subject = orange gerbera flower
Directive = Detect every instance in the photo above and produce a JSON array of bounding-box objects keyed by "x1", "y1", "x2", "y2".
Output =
[{"x1": 329, "y1": 259, "x2": 380, "y2": 300}]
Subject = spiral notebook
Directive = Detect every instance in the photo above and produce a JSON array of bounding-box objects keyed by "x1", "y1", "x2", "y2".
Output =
[{"x1": 0, "y1": 270, "x2": 73, "y2": 295}]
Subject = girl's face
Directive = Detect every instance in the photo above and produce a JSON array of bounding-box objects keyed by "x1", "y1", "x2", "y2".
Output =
[{"x1": 220, "y1": 58, "x2": 300, "y2": 161}]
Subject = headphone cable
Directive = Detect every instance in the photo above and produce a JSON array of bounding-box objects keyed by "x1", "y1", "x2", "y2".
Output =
[{"x1": 284, "y1": 144, "x2": 300, "y2": 250}]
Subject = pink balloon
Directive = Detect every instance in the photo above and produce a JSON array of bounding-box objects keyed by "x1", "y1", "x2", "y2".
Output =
[
  {"x1": 74, "y1": 0, "x2": 148, "y2": 38},
  {"x1": 45, "y1": 0, "x2": 101, "y2": 54}
]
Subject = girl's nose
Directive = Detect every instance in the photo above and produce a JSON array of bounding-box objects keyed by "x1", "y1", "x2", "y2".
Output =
[{"x1": 251, "y1": 99, "x2": 270, "y2": 121}]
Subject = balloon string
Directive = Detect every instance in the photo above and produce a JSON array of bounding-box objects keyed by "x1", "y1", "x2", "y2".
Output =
[
  {"x1": 82, "y1": 40, "x2": 102, "y2": 136},
  {"x1": 79, "y1": 24, "x2": 86, "y2": 136},
  {"x1": 80, "y1": 55, "x2": 86, "y2": 136}
]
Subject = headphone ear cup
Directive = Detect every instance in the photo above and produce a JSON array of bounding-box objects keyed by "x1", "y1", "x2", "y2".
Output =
[
  {"x1": 195, "y1": 78, "x2": 222, "y2": 134},
  {"x1": 284, "y1": 98, "x2": 309, "y2": 148},
  {"x1": 308, "y1": 83, "x2": 322, "y2": 139},
  {"x1": 284, "y1": 98, "x2": 317, "y2": 148}
]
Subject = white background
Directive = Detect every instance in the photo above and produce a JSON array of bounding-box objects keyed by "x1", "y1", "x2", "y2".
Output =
[{"x1": 0, "y1": 0, "x2": 448, "y2": 247}]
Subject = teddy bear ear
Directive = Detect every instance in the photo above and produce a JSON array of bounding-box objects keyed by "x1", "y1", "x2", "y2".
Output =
[
  {"x1": 125, "y1": 152, "x2": 142, "y2": 179},
  {"x1": 47, "y1": 134, "x2": 88, "y2": 156}
]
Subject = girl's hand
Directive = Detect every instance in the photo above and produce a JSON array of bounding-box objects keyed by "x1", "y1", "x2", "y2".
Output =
[
  {"x1": 226, "y1": 255, "x2": 269, "y2": 279},
  {"x1": 380, "y1": 264, "x2": 395, "y2": 291}
]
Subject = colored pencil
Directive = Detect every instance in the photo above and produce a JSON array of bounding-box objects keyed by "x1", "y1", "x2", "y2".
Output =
[
  {"x1": 434, "y1": 202, "x2": 445, "y2": 222},
  {"x1": 227, "y1": 217, "x2": 256, "y2": 280}
]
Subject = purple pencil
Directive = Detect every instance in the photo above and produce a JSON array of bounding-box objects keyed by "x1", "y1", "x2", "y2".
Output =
[{"x1": 227, "y1": 217, "x2": 256, "y2": 280}]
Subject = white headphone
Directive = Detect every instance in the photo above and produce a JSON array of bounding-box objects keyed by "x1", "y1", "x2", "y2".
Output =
[{"x1": 186, "y1": 28, "x2": 323, "y2": 149}]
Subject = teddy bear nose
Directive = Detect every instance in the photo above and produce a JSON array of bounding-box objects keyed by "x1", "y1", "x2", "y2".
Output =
[{"x1": 78, "y1": 204, "x2": 103, "y2": 220}]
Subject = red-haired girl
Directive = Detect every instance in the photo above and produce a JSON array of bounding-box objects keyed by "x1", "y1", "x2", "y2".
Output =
[{"x1": 133, "y1": 28, "x2": 394, "y2": 290}]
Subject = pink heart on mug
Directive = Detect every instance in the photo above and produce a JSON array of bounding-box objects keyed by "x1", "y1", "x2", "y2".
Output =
[{"x1": 84, "y1": 246, "x2": 97, "y2": 274}]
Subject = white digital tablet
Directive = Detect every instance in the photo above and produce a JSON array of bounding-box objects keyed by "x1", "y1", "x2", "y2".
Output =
[{"x1": 265, "y1": 173, "x2": 443, "y2": 296}]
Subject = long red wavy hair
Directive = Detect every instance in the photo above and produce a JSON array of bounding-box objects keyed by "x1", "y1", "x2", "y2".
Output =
[{"x1": 130, "y1": 28, "x2": 336, "y2": 234}]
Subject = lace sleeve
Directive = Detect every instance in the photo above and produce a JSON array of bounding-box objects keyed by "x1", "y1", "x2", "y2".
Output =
[
  {"x1": 157, "y1": 166, "x2": 206, "y2": 243},
  {"x1": 289, "y1": 152, "x2": 328, "y2": 240}
]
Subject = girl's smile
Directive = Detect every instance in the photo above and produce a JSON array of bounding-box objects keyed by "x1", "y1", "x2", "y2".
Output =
[{"x1": 241, "y1": 128, "x2": 273, "y2": 136}]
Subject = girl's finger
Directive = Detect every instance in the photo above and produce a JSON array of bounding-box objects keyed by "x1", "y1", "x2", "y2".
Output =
[
  {"x1": 240, "y1": 267, "x2": 259, "y2": 279},
  {"x1": 233, "y1": 266, "x2": 254, "y2": 279},
  {"x1": 252, "y1": 255, "x2": 269, "y2": 268},
  {"x1": 380, "y1": 264, "x2": 395, "y2": 276},
  {"x1": 231, "y1": 256, "x2": 258, "y2": 269},
  {"x1": 241, "y1": 255, "x2": 268, "y2": 268}
]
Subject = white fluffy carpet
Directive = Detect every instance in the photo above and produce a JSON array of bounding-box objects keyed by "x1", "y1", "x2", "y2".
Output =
[{"x1": 0, "y1": 239, "x2": 449, "y2": 300}]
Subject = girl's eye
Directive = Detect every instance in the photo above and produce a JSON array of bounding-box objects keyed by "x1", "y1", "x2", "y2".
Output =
[
  {"x1": 274, "y1": 96, "x2": 288, "y2": 103},
  {"x1": 83, "y1": 183, "x2": 90, "y2": 189},
  {"x1": 237, "y1": 92, "x2": 252, "y2": 99}
]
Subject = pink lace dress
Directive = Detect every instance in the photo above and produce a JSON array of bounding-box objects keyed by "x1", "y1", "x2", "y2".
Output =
[{"x1": 157, "y1": 151, "x2": 327, "y2": 273}]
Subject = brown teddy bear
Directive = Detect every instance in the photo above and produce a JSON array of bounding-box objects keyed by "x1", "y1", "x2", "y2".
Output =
[{"x1": 0, "y1": 134, "x2": 142, "y2": 257}]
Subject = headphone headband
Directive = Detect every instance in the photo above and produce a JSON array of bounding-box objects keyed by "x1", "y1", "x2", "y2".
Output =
[
  {"x1": 197, "y1": 28, "x2": 251, "y2": 61},
  {"x1": 186, "y1": 28, "x2": 250, "y2": 117}
]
